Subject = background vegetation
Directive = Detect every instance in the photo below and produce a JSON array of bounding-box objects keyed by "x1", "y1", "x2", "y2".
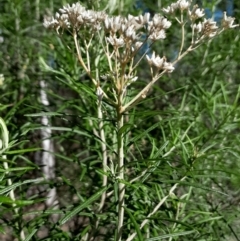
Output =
[{"x1": 0, "y1": 0, "x2": 240, "y2": 240}]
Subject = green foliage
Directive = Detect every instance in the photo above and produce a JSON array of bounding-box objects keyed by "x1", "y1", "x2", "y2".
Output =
[{"x1": 0, "y1": 0, "x2": 240, "y2": 240}]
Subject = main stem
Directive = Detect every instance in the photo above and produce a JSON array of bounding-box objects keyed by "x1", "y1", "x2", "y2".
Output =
[{"x1": 117, "y1": 110, "x2": 125, "y2": 241}]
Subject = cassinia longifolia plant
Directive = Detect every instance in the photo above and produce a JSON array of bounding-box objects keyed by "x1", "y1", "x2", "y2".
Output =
[{"x1": 44, "y1": 0, "x2": 238, "y2": 240}]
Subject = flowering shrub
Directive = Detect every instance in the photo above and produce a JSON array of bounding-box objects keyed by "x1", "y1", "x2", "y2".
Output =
[{"x1": 42, "y1": 0, "x2": 238, "y2": 240}]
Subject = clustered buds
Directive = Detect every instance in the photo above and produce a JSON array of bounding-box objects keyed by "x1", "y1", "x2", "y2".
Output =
[{"x1": 147, "y1": 14, "x2": 171, "y2": 41}]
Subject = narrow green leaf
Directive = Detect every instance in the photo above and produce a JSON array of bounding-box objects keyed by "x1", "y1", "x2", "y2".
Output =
[
  {"x1": 0, "y1": 167, "x2": 35, "y2": 172},
  {"x1": 0, "y1": 196, "x2": 44, "y2": 206},
  {"x1": 23, "y1": 229, "x2": 38, "y2": 241},
  {"x1": 0, "y1": 178, "x2": 43, "y2": 195},
  {"x1": 5, "y1": 148, "x2": 41, "y2": 154},
  {"x1": 118, "y1": 123, "x2": 134, "y2": 135},
  {"x1": 59, "y1": 186, "x2": 109, "y2": 225},
  {"x1": 127, "y1": 122, "x2": 160, "y2": 145},
  {"x1": 0, "y1": 195, "x2": 14, "y2": 204},
  {"x1": 125, "y1": 207, "x2": 143, "y2": 241}
]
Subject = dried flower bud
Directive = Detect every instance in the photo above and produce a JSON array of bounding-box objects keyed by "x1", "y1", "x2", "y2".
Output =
[{"x1": 96, "y1": 86, "x2": 104, "y2": 101}]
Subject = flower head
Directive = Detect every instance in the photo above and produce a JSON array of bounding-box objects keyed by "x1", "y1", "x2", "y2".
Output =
[
  {"x1": 188, "y1": 5, "x2": 205, "y2": 21},
  {"x1": 146, "y1": 52, "x2": 174, "y2": 73},
  {"x1": 222, "y1": 12, "x2": 239, "y2": 29},
  {"x1": 202, "y1": 18, "x2": 218, "y2": 38},
  {"x1": 178, "y1": 0, "x2": 190, "y2": 11}
]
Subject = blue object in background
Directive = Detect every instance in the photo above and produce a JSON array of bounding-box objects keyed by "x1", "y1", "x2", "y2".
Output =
[
  {"x1": 204, "y1": 0, "x2": 234, "y2": 22},
  {"x1": 135, "y1": 0, "x2": 151, "y2": 56},
  {"x1": 226, "y1": 0, "x2": 234, "y2": 16}
]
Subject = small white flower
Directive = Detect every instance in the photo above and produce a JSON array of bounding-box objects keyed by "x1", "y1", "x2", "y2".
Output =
[
  {"x1": 189, "y1": 6, "x2": 205, "y2": 20},
  {"x1": 222, "y1": 12, "x2": 239, "y2": 29},
  {"x1": 134, "y1": 41, "x2": 143, "y2": 50},
  {"x1": 146, "y1": 52, "x2": 164, "y2": 69},
  {"x1": 162, "y1": 18, "x2": 172, "y2": 29},
  {"x1": 104, "y1": 16, "x2": 121, "y2": 33},
  {"x1": 192, "y1": 22, "x2": 203, "y2": 33},
  {"x1": 124, "y1": 25, "x2": 136, "y2": 40},
  {"x1": 195, "y1": 8, "x2": 205, "y2": 18},
  {"x1": 146, "y1": 53, "x2": 174, "y2": 72},
  {"x1": 152, "y1": 55, "x2": 165, "y2": 69},
  {"x1": 149, "y1": 29, "x2": 166, "y2": 40},
  {"x1": 202, "y1": 18, "x2": 218, "y2": 38},
  {"x1": 106, "y1": 36, "x2": 125, "y2": 48},
  {"x1": 177, "y1": 0, "x2": 190, "y2": 11},
  {"x1": 163, "y1": 62, "x2": 175, "y2": 73},
  {"x1": 162, "y1": 3, "x2": 178, "y2": 14}
]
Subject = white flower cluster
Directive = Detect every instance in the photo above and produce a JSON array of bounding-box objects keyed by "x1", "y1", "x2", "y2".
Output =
[
  {"x1": 43, "y1": 0, "x2": 238, "y2": 80},
  {"x1": 44, "y1": 2, "x2": 172, "y2": 45},
  {"x1": 192, "y1": 19, "x2": 218, "y2": 38},
  {"x1": 163, "y1": 0, "x2": 190, "y2": 14},
  {"x1": 44, "y1": 2, "x2": 174, "y2": 77},
  {"x1": 43, "y1": 2, "x2": 107, "y2": 33},
  {"x1": 192, "y1": 12, "x2": 238, "y2": 40},
  {"x1": 104, "y1": 12, "x2": 171, "y2": 48},
  {"x1": 147, "y1": 14, "x2": 171, "y2": 41},
  {"x1": 162, "y1": 0, "x2": 238, "y2": 41}
]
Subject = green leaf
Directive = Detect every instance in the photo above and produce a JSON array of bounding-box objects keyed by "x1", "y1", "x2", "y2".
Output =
[
  {"x1": 118, "y1": 123, "x2": 134, "y2": 136},
  {"x1": 5, "y1": 148, "x2": 41, "y2": 154},
  {"x1": 145, "y1": 230, "x2": 197, "y2": 240},
  {"x1": 0, "y1": 178, "x2": 43, "y2": 195},
  {"x1": 0, "y1": 167, "x2": 35, "y2": 172},
  {"x1": 127, "y1": 122, "x2": 160, "y2": 145},
  {"x1": 0, "y1": 196, "x2": 44, "y2": 206},
  {"x1": 59, "y1": 186, "x2": 109, "y2": 225},
  {"x1": 23, "y1": 229, "x2": 38, "y2": 241},
  {"x1": 125, "y1": 207, "x2": 143, "y2": 241}
]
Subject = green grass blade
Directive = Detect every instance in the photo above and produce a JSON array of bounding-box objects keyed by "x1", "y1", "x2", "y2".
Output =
[{"x1": 59, "y1": 186, "x2": 109, "y2": 225}]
